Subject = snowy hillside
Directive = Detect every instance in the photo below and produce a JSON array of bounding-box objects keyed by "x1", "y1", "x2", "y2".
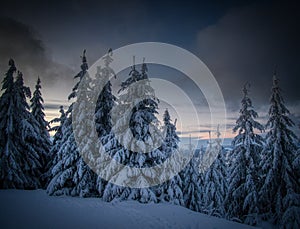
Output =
[{"x1": 0, "y1": 190, "x2": 256, "y2": 229}]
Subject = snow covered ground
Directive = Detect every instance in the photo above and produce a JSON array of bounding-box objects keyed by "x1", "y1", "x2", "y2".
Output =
[{"x1": 0, "y1": 190, "x2": 257, "y2": 229}]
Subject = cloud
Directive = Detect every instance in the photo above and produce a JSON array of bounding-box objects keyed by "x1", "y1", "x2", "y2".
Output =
[
  {"x1": 197, "y1": 1, "x2": 300, "y2": 111},
  {"x1": 44, "y1": 103, "x2": 67, "y2": 111},
  {"x1": 0, "y1": 17, "x2": 74, "y2": 99},
  {"x1": 177, "y1": 129, "x2": 211, "y2": 135}
]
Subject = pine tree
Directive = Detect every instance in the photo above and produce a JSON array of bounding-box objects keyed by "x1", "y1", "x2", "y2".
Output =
[
  {"x1": 293, "y1": 147, "x2": 300, "y2": 187},
  {"x1": 157, "y1": 109, "x2": 184, "y2": 206},
  {"x1": 259, "y1": 74, "x2": 300, "y2": 228},
  {"x1": 202, "y1": 126, "x2": 228, "y2": 217},
  {"x1": 226, "y1": 84, "x2": 264, "y2": 225},
  {"x1": 47, "y1": 50, "x2": 97, "y2": 197},
  {"x1": 30, "y1": 77, "x2": 51, "y2": 187},
  {"x1": 45, "y1": 106, "x2": 66, "y2": 185},
  {"x1": 93, "y1": 50, "x2": 117, "y2": 197},
  {"x1": 94, "y1": 49, "x2": 116, "y2": 138},
  {"x1": 102, "y1": 59, "x2": 164, "y2": 203},
  {"x1": 161, "y1": 109, "x2": 179, "y2": 158},
  {"x1": 181, "y1": 154, "x2": 202, "y2": 212},
  {"x1": 0, "y1": 60, "x2": 42, "y2": 189},
  {"x1": 49, "y1": 106, "x2": 66, "y2": 162}
]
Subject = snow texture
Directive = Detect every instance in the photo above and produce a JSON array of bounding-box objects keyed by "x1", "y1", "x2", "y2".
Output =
[{"x1": 0, "y1": 189, "x2": 256, "y2": 229}]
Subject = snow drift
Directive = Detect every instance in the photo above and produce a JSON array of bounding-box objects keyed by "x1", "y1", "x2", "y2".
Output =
[{"x1": 0, "y1": 190, "x2": 256, "y2": 229}]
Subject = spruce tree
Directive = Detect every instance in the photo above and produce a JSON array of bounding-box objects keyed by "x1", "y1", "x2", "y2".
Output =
[
  {"x1": 45, "y1": 106, "x2": 66, "y2": 185},
  {"x1": 0, "y1": 60, "x2": 42, "y2": 189},
  {"x1": 293, "y1": 148, "x2": 300, "y2": 186},
  {"x1": 259, "y1": 74, "x2": 300, "y2": 228},
  {"x1": 157, "y1": 109, "x2": 184, "y2": 206},
  {"x1": 181, "y1": 154, "x2": 202, "y2": 212},
  {"x1": 47, "y1": 50, "x2": 97, "y2": 197},
  {"x1": 30, "y1": 77, "x2": 51, "y2": 187},
  {"x1": 0, "y1": 60, "x2": 27, "y2": 189},
  {"x1": 202, "y1": 127, "x2": 228, "y2": 217},
  {"x1": 94, "y1": 49, "x2": 116, "y2": 138},
  {"x1": 102, "y1": 59, "x2": 164, "y2": 203},
  {"x1": 49, "y1": 106, "x2": 66, "y2": 163},
  {"x1": 226, "y1": 84, "x2": 264, "y2": 225},
  {"x1": 93, "y1": 50, "x2": 117, "y2": 197}
]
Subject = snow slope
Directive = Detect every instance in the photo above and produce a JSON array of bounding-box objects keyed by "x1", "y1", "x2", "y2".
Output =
[{"x1": 0, "y1": 190, "x2": 257, "y2": 229}]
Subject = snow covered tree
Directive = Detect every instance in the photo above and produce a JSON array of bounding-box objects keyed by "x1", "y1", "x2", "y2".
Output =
[
  {"x1": 0, "y1": 60, "x2": 43, "y2": 189},
  {"x1": 202, "y1": 126, "x2": 228, "y2": 218},
  {"x1": 47, "y1": 50, "x2": 97, "y2": 197},
  {"x1": 259, "y1": 74, "x2": 300, "y2": 228},
  {"x1": 161, "y1": 109, "x2": 179, "y2": 158},
  {"x1": 49, "y1": 106, "x2": 66, "y2": 163},
  {"x1": 49, "y1": 106, "x2": 66, "y2": 142},
  {"x1": 93, "y1": 50, "x2": 117, "y2": 197},
  {"x1": 102, "y1": 59, "x2": 164, "y2": 203},
  {"x1": 156, "y1": 109, "x2": 184, "y2": 206},
  {"x1": 30, "y1": 77, "x2": 51, "y2": 187},
  {"x1": 181, "y1": 154, "x2": 202, "y2": 212},
  {"x1": 44, "y1": 106, "x2": 66, "y2": 185},
  {"x1": 226, "y1": 84, "x2": 264, "y2": 225},
  {"x1": 94, "y1": 49, "x2": 116, "y2": 138},
  {"x1": 293, "y1": 147, "x2": 300, "y2": 187},
  {"x1": 0, "y1": 60, "x2": 29, "y2": 189}
]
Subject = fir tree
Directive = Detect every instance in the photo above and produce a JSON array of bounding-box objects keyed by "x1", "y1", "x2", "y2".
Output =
[
  {"x1": 181, "y1": 154, "x2": 202, "y2": 212},
  {"x1": 0, "y1": 60, "x2": 42, "y2": 189},
  {"x1": 157, "y1": 109, "x2": 184, "y2": 206},
  {"x1": 102, "y1": 59, "x2": 164, "y2": 203},
  {"x1": 93, "y1": 50, "x2": 117, "y2": 197},
  {"x1": 45, "y1": 106, "x2": 66, "y2": 185},
  {"x1": 49, "y1": 106, "x2": 66, "y2": 161},
  {"x1": 30, "y1": 77, "x2": 51, "y2": 187},
  {"x1": 161, "y1": 109, "x2": 179, "y2": 158},
  {"x1": 94, "y1": 49, "x2": 116, "y2": 138},
  {"x1": 259, "y1": 74, "x2": 300, "y2": 228},
  {"x1": 47, "y1": 50, "x2": 97, "y2": 197},
  {"x1": 293, "y1": 147, "x2": 300, "y2": 187},
  {"x1": 202, "y1": 126, "x2": 228, "y2": 218},
  {"x1": 226, "y1": 84, "x2": 264, "y2": 225}
]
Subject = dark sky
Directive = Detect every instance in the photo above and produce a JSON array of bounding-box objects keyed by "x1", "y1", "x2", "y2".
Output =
[{"x1": 0, "y1": 0, "x2": 299, "y2": 137}]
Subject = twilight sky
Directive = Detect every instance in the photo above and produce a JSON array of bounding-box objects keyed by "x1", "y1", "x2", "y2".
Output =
[{"x1": 0, "y1": 0, "x2": 299, "y2": 141}]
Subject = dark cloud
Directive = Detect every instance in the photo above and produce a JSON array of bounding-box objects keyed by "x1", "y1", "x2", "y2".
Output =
[
  {"x1": 197, "y1": 1, "x2": 300, "y2": 111},
  {"x1": 0, "y1": 17, "x2": 74, "y2": 90},
  {"x1": 1, "y1": 1, "x2": 299, "y2": 133}
]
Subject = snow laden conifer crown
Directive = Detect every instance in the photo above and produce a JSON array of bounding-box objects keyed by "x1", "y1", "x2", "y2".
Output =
[{"x1": 72, "y1": 42, "x2": 227, "y2": 188}]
